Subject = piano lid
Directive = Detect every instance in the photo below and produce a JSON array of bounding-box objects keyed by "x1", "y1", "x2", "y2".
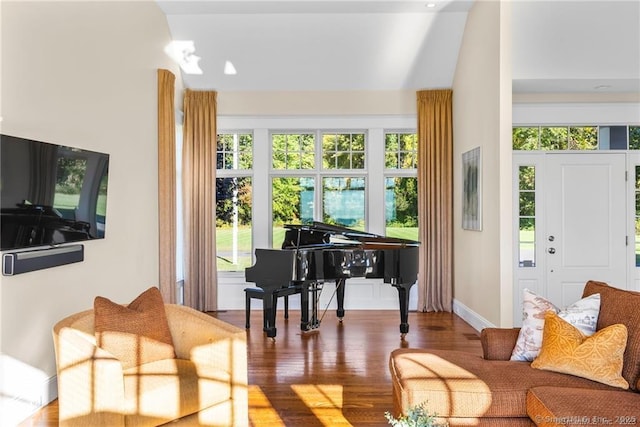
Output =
[{"x1": 282, "y1": 221, "x2": 420, "y2": 249}]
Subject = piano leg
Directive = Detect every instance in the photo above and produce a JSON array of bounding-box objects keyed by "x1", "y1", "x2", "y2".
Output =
[
  {"x1": 300, "y1": 281, "x2": 311, "y2": 331},
  {"x1": 311, "y1": 282, "x2": 318, "y2": 328},
  {"x1": 336, "y1": 278, "x2": 346, "y2": 321},
  {"x1": 300, "y1": 281, "x2": 322, "y2": 332},
  {"x1": 393, "y1": 282, "x2": 413, "y2": 339},
  {"x1": 262, "y1": 291, "x2": 279, "y2": 338}
]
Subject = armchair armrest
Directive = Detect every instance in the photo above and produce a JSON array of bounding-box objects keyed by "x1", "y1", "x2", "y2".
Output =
[
  {"x1": 164, "y1": 304, "x2": 248, "y2": 425},
  {"x1": 480, "y1": 327, "x2": 520, "y2": 360},
  {"x1": 53, "y1": 321, "x2": 126, "y2": 426}
]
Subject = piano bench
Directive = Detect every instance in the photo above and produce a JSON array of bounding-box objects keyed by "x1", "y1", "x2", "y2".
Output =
[{"x1": 244, "y1": 286, "x2": 301, "y2": 330}]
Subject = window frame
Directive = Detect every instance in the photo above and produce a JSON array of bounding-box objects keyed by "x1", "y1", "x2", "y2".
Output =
[
  {"x1": 216, "y1": 115, "x2": 416, "y2": 279},
  {"x1": 269, "y1": 129, "x2": 370, "y2": 238},
  {"x1": 513, "y1": 125, "x2": 640, "y2": 151},
  {"x1": 383, "y1": 130, "x2": 418, "y2": 240},
  {"x1": 215, "y1": 130, "x2": 255, "y2": 273}
]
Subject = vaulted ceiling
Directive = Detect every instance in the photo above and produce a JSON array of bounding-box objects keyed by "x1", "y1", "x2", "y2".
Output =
[{"x1": 156, "y1": 0, "x2": 640, "y2": 94}]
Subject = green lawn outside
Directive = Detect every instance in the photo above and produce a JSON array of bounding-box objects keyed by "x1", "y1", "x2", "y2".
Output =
[
  {"x1": 215, "y1": 225, "x2": 419, "y2": 271},
  {"x1": 54, "y1": 193, "x2": 79, "y2": 210},
  {"x1": 214, "y1": 226, "x2": 640, "y2": 270},
  {"x1": 216, "y1": 226, "x2": 252, "y2": 251},
  {"x1": 385, "y1": 227, "x2": 418, "y2": 241},
  {"x1": 216, "y1": 225, "x2": 419, "y2": 249},
  {"x1": 53, "y1": 193, "x2": 107, "y2": 215},
  {"x1": 518, "y1": 228, "x2": 640, "y2": 266}
]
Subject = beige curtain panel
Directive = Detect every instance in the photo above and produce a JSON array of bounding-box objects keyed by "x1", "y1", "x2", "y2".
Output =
[
  {"x1": 182, "y1": 89, "x2": 218, "y2": 311},
  {"x1": 417, "y1": 89, "x2": 453, "y2": 312},
  {"x1": 157, "y1": 69, "x2": 177, "y2": 304}
]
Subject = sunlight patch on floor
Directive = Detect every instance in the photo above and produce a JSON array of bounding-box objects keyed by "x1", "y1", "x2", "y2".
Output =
[
  {"x1": 291, "y1": 384, "x2": 353, "y2": 427},
  {"x1": 248, "y1": 385, "x2": 285, "y2": 427}
]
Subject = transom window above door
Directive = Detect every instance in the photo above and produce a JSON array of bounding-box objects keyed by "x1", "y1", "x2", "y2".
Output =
[{"x1": 513, "y1": 125, "x2": 640, "y2": 150}]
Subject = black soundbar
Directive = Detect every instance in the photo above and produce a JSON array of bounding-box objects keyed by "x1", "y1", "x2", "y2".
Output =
[{"x1": 2, "y1": 244, "x2": 84, "y2": 276}]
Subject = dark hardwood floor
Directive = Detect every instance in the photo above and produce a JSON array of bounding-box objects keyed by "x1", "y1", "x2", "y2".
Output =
[{"x1": 20, "y1": 309, "x2": 482, "y2": 426}]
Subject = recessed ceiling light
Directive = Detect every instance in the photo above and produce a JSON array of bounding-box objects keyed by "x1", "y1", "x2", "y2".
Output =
[
  {"x1": 426, "y1": 3, "x2": 437, "y2": 8},
  {"x1": 224, "y1": 60, "x2": 237, "y2": 75}
]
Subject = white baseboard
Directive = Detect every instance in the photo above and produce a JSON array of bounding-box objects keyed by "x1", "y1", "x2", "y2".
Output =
[
  {"x1": 452, "y1": 298, "x2": 496, "y2": 332},
  {"x1": 45, "y1": 375, "x2": 58, "y2": 405},
  {"x1": 0, "y1": 355, "x2": 57, "y2": 426}
]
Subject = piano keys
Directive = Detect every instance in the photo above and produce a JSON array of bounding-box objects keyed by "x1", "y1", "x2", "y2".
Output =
[{"x1": 245, "y1": 221, "x2": 420, "y2": 339}]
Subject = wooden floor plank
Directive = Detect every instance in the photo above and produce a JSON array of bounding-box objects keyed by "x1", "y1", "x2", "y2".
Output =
[{"x1": 19, "y1": 309, "x2": 482, "y2": 426}]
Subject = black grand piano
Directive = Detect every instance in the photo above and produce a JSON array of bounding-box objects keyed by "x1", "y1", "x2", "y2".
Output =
[
  {"x1": 1, "y1": 203, "x2": 93, "y2": 251},
  {"x1": 245, "y1": 221, "x2": 420, "y2": 339}
]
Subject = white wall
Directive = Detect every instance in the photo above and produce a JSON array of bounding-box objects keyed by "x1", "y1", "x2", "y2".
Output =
[
  {"x1": 218, "y1": 91, "x2": 415, "y2": 116},
  {"x1": 513, "y1": 101, "x2": 640, "y2": 126},
  {"x1": 451, "y1": 0, "x2": 513, "y2": 329},
  {"x1": 0, "y1": 1, "x2": 181, "y2": 423}
]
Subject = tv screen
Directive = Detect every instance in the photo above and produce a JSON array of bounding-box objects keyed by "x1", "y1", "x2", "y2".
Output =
[{"x1": 1, "y1": 134, "x2": 110, "y2": 251}]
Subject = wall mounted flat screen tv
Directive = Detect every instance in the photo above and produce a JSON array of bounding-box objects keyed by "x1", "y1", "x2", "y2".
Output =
[{"x1": 1, "y1": 134, "x2": 110, "y2": 251}]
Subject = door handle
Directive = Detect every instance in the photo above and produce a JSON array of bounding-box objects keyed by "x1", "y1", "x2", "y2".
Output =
[{"x1": 548, "y1": 248, "x2": 556, "y2": 254}]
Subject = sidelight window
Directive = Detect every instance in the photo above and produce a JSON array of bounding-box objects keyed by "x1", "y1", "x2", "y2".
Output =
[
  {"x1": 635, "y1": 166, "x2": 640, "y2": 267},
  {"x1": 518, "y1": 166, "x2": 536, "y2": 267},
  {"x1": 215, "y1": 132, "x2": 253, "y2": 272}
]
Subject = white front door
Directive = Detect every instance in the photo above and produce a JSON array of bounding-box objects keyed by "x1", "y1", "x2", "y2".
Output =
[{"x1": 545, "y1": 153, "x2": 627, "y2": 307}]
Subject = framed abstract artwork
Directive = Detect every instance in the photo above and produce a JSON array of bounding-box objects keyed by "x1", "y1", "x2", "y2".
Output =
[{"x1": 462, "y1": 147, "x2": 482, "y2": 231}]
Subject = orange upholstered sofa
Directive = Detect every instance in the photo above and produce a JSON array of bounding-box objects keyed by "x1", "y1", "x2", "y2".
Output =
[{"x1": 389, "y1": 281, "x2": 640, "y2": 426}]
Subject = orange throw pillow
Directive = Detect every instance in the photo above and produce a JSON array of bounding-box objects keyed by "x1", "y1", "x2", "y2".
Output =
[
  {"x1": 94, "y1": 287, "x2": 175, "y2": 369},
  {"x1": 531, "y1": 312, "x2": 629, "y2": 389}
]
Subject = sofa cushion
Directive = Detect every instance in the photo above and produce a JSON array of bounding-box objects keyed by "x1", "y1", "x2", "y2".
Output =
[
  {"x1": 527, "y1": 386, "x2": 640, "y2": 427},
  {"x1": 582, "y1": 280, "x2": 640, "y2": 391},
  {"x1": 511, "y1": 289, "x2": 600, "y2": 362},
  {"x1": 389, "y1": 349, "x2": 616, "y2": 419},
  {"x1": 94, "y1": 287, "x2": 176, "y2": 370},
  {"x1": 531, "y1": 312, "x2": 628, "y2": 389},
  {"x1": 123, "y1": 358, "x2": 231, "y2": 426}
]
